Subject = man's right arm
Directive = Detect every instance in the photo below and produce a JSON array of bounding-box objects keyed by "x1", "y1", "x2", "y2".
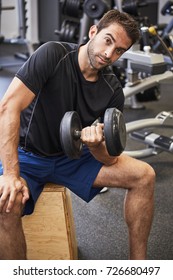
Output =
[{"x1": 0, "y1": 77, "x2": 35, "y2": 212}]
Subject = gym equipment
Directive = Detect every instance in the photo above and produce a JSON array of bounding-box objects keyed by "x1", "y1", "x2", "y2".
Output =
[
  {"x1": 161, "y1": 0, "x2": 173, "y2": 16},
  {"x1": 153, "y1": 1, "x2": 173, "y2": 53},
  {"x1": 119, "y1": 40, "x2": 173, "y2": 156},
  {"x1": 104, "y1": 108, "x2": 126, "y2": 156},
  {"x1": 120, "y1": 0, "x2": 158, "y2": 26},
  {"x1": 55, "y1": 0, "x2": 85, "y2": 43},
  {"x1": 125, "y1": 111, "x2": 173, "y2": 158},
  {"x1": 60, "y1": 108, "x2": 126, "y2": 159},
  {"x1": 60, "y1": 111, "x2": 83, "y2": 159},
  {"x1": 115, "y1": 22, "x2": 173, "y2": 158},
  {"x1": 61, "y1": 0, "x2": 84, "y2": 18},
  {"x1": 83, "y1": 0, "x2": 111, "y2": 19},
  {"x1": 121, "y1": 0, "x2": 147, "y2": 17},
  {"x1": 56, "y1": 0, "x2": 112, "y2": 43},
  {"x1": 114, "y1": 24, "x2": 173, "y2": 109},
  {"x1": 55, "y1": 19, "x2": 80, "y2": 42},
  {"x1": 114, "y1": 42, "x2": 171, "y2": 109}
]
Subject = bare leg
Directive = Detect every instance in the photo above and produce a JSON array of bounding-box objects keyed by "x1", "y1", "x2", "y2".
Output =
[
  {"x1": 93, "y1": 154, "x2": 155, "y2": 260},
  {"x1": 0, "y1": 192, "x2": 27, "y2": 260}
]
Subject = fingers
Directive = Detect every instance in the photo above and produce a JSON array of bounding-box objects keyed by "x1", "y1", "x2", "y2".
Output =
[
  {"x1": 5, "y1": 186, "x2": 29, "y2": 214},
  {"x1": 21, "y1": 185, "x2": 30, "y2": 205},
  {"x1": 0, "y1": 189, "x2": 9, "y2": 213},
  {"x1": 81, "y1": 123, "x2": 104, "y2": 146},
  {"x1": 5, "y1": 188, "x2": 18, "y2": 213},
  {"x1": 5, "y1": 179, "x2": 22, "y2": 212},
  {"x1": 0, "y1": 176, "x2": 29, "y2": 213},
  {"x1": 20, "y1": 177, "x2": 30, "y2": 204}
]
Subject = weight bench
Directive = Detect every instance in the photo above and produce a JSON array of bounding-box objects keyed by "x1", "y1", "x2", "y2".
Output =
[{"x1": 22, "y1": 183, "x2": 78, "y2": 260}]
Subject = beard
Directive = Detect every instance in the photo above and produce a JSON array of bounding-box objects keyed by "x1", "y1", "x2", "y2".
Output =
[{"x1": 87, "y1": 39, "x2": 111, "y2": 70}]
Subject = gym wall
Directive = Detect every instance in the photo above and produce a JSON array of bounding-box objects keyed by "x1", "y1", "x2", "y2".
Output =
[
  {"x1": 1, "y1": 0, "x2": 171, "y2": 45},
  {"x1": 1, "y1": 0, "x2": 39, "y2": 44},
  {"x1": 1, "y1": 0, "x2": 18, "y2": 39}
]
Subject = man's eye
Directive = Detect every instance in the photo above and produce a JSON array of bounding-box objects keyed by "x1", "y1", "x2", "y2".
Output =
[
  {"x1": 105, "y1": 38, "x2": 111, "y2": 44},
  {"x1": 115, "y1": 48, "x2": 124, "y2": 55}
]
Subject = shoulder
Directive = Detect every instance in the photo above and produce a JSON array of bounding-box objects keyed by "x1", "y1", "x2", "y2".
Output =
[
  {"x1": 101, "y1": 67, "x2": 122, "y2": 92},
  {"x1": 36, "y1": 41, "x2": 78, "y2": 56}
]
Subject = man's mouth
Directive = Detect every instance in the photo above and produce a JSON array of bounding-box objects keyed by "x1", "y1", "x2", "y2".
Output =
[{"x1": 98, "y1": 55, "x2": 110, "y2": 65}]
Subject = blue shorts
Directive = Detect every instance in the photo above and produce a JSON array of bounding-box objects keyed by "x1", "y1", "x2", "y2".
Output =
[{"x1": 0, "y1": 146, "x2": 103, "y2": 215}]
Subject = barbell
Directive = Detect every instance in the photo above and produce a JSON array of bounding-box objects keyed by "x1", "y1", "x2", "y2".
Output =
[{"x1": 60, "y1": 108, "x2": 126, "y2": 159}]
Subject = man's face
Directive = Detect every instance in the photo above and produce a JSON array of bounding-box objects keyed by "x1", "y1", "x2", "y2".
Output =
[{"x1": 87, "y1": 23, "x2": 132, "y2": 70}]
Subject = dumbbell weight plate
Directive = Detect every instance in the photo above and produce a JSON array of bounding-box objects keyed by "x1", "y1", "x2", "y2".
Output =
[
  {"x1": 60, "y1": 111, "x2": 83, "y2": 159},
  {"x1": 83, "y1": 0, "x2": 109, "y2": 19},
  {"x1": 104, "y1": 108, "x2": 126, "y2": 156}
]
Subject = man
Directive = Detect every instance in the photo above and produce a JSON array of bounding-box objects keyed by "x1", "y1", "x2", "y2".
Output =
[{"x1": 0, "y1": 9, "x2": 155, "y2": 260}]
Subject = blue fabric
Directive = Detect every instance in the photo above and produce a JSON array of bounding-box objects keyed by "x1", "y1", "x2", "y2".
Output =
[{"x1": 0, "y1": 146, "x2": 103, "y2": 215}]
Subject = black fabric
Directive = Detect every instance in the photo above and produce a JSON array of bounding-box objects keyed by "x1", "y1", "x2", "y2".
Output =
[{"x1": 16, "y1": 41, "x2": 124, "y2": 156}]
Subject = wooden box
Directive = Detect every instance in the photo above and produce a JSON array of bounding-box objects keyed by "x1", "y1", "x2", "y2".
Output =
[{"x1": 22, "y1": 183, "x2": 78, "y2": 260}]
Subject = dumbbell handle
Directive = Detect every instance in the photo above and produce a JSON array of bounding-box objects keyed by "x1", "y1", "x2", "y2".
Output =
[
  {"x1": 74, "y1": 126, "x2": 104, "y2": 141},
  {"x1": 73, "y1": 118, "x2": 101, "y2": 140}
]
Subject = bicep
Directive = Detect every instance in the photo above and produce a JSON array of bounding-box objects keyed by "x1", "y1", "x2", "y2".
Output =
[{"x1": 1, "y1": 77, "x2": 35, "y2": 112}]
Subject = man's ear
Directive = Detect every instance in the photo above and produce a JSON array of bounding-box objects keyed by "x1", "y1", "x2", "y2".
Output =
[{"x1": 88, "y1": 25, "x2": 98, "y2": 39}]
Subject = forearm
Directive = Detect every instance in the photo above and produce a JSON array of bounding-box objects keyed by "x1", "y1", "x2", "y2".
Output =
[
  {"x1": 0, "y1": 109, "x2": 30, "y2": 213},
  {"x1": 0, "y1": 109, "x2": 20, "y2": 176},
  {"x1": 88, "y1": 141, "x2": 118, "y2": 166}
]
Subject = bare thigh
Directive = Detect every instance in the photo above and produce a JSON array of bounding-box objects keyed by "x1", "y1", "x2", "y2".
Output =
[{"x1": 93, "y1": 154, "x2": 155, "y2": 190}]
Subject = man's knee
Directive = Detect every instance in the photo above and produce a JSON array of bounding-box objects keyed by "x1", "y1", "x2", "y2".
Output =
[
  {"x1": 2, "y1": 191, "x2": 24, "y2": 216},
  {"x1": 143, "y1": 162, "x2": 155, "y2": 183},
  {"x1": 14, "y1": 192, "x2": 25, "y2": 215},
  {"x1": 0, "y1": 194, "x2": 24, "y2": 235},
  {"x1": 137, "y1": 161, "x2": 155, "y2": 194},
  {"x1": 0, "y1": 192, "x2": 27, "y2": 260}
]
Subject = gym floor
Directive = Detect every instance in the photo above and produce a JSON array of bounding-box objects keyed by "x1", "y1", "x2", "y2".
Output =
[{"x1": 0, "y1": 41, "x2": 173, "y2": 260}]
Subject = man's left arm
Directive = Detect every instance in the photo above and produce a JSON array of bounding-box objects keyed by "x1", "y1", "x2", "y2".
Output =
[{"x1": 81, "y1": 123, "x2": 118, "y2": 166}]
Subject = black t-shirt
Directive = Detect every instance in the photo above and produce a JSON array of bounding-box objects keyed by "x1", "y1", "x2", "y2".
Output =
[{"x1": 16, "y1": 41, "x2": 124, "y2": 156}]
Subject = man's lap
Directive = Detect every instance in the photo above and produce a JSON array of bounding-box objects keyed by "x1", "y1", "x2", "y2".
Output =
[{"x1": 0, "y1": 146, "x2": 103, "y2": 215}]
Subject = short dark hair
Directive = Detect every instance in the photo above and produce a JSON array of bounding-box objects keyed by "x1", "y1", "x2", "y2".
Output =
[{"x1": 97, "y1": 9, "x2": 140, "y2": 46}]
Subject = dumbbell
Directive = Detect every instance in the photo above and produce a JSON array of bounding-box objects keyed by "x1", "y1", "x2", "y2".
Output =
[{"x1": 59, "y1": 108, "x2": 126, "y2": 159}]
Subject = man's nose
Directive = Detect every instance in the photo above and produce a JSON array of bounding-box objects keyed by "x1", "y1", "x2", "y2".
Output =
[{"x1": 104, "y1": 47, "x2": 114, "y2": 58}]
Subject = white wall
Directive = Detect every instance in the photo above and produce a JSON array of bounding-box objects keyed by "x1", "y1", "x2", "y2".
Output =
[
  {"x1": 1, "y1": 0, "x2": 18, "y2": 38},
  {"x1": 158, "y1": 0, "x2": 172, "y2": 24},
  {"x1": 1, "y1": 0, "x2": 38, "y2": 43}
]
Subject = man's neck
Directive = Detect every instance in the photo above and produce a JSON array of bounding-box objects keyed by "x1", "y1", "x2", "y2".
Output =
[{"x1": 78, "y1": 45, "x2": 99, "y2": 82}]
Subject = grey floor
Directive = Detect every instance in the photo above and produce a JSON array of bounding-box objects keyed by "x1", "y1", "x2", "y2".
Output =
[{"x1": 0, "y1": 41, "x2": 173, "y2": 260}]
